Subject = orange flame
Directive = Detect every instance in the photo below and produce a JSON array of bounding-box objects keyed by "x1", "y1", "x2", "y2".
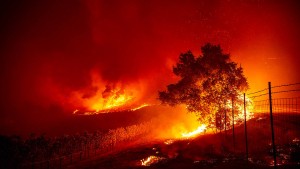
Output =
[
  {"x1": 181, "y1": 124, "x2": 207, "y2": 138},
  {"x1": 70, "y1": 71, "x2": 148, "y2": 114},
  {"x1": 230, "y1": 95, "x2": 254, "y2": 124},
  {"x1": 149, "y1": 106, "x2": 209, "y2": 140},
  {"x1": 167, "y1": 95, "x2": 253, "y2": 140},
  {"x1": 89, "y1": 87, "x2": 134, "y2": 112},
  {"x1": 140, "y1": 156, "x2": 165, "y2": 166},
  {"x1": 130, "y1": 103, "x2": 150, "y2": 111}
]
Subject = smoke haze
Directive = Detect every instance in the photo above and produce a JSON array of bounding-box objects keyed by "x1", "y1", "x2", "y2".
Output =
[{"x1": 1, "y1": 0, "x2": 300, "y2": 135}]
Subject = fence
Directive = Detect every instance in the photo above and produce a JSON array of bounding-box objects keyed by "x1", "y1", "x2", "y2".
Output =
[
  {"x1": 3, "y1": 82, "x2": 300, "y2": 168},
  {"x1": 243, "y1": 82, "x2": 300, "y2": 167},
  {"x1": 2, "y1": 121, "x2": 154, "y2": 169}
]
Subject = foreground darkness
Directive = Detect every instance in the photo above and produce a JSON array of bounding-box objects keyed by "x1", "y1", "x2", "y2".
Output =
[
  {"x1": 1, "y1": 112, "x2": 299, "y2": 169},
  {"x1": 1, "y1": 0, "x2": 300, "y2": 138},
  {"x1": 68, "y1": 114, "x2": 300, "y2": 169}
]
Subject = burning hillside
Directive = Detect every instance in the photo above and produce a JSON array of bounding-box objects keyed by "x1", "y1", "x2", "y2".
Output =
[
  {"x1": 65, "y1": 66, "x2": 254, "y2": 141},
  {"x1": 49, "y1": 70, "x2": 150, "y2": 115},
  {"x1": 1, "y1": 0, "x2": 300, "y2": 137}
]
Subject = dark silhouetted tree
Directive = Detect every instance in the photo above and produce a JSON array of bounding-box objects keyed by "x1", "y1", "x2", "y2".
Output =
[{"x1": 159, "y1": 43, "x2": 248, "y2": 128}]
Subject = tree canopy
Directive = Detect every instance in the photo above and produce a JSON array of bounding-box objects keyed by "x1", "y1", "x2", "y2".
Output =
[{"x1": 159, "y1": 43, "x2": 248, "y2": 125}]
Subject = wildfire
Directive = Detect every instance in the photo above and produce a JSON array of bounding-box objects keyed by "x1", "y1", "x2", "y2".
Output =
[
  {"x1": 90, "y1": 89, "x2": 134, "y2": 113},
  {"x1": 70, "y1": 71, "x2": 148, "y2": 115},
  {"x1": 224, "y1": 94, "x2": 254, "y2": 124},
  {"x1": 140, "y1": 156, "x2": 165, "y2": 166},
  {"x1": 73, "y1": 103, "x2": 150, "y2": 115},
  {"x1": 73, "y1": 109, "x2": 79, "y2": 114},
  {"x1": 164, "y1": 139, "x2": 174, "y2": 145},
  {"x1": 130, "y1": 103, "x2": 150, "y2": 111},
  {"x1": 175, "y1": 95, "x2": 253, "y2": 139},
  {"x1": 181, "y1": 124, "x2": 207, "y2": 138},
  {"x1": 234, "y1": 95, "x2": 254, "y2": 123}
]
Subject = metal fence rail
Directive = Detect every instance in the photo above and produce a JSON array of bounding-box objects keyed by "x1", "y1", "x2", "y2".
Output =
[
  {"x1": 7, "y1": 82, "x2": 300, "y2": 169},
  {"x1": 244, "y1": 82, "x2": 300, "y2": 167},
  {"x1": 13, "y1": 121, "x2": 154, "y2": 169}
]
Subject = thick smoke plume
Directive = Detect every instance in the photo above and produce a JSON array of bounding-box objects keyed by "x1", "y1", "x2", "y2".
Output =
[{"x1": 1, "y1": 0, "x2": 300, "y2": 135}]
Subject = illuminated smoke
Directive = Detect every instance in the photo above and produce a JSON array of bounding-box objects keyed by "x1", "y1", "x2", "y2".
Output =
[{"x1": 1, "y1": 0, "x2": 299, "y2": 136}]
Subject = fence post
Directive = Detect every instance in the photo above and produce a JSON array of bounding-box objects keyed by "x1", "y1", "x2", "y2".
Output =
[
  {"x1": 47, "y1": 160, "x2": 50, "y2": 169},
  {"x1": 268, "y1": 82, "x2": 277, "y2": 167},
  {"x1": 232, "y1": 98, "x2": 235, "y2": 152},
  {"x1": 60, "y1": 157, "x2": 62, "y2": 169},
  {"x1": 244, "y1": 93, "x2": 249, "y2": 160}
]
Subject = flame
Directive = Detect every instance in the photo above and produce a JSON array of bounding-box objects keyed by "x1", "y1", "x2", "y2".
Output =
[
  {"x1": 169, "y1": 95, "x2": 253, "y2": 139},
  {"x1": 164, "y1": 139, "x2": 174, "y2": 145},
  {"x1": 149, "y1": 106, "x2": 210, "y2": 140},
  {"x1": 73, "y1": 109, "x2": 79, "y2": 114},
  {"x1": 131, "y1": 103, "x2": 150, "y2": 111},
  {"x1": 90, "y1": 88, "x2": 134, "y2": 112},
  {"x1": 140, "y1": 156, "x2": 165, "y2": 166},
  {"x1": 224, "y1": 94, "x2": 254, "y2": 124},
  {"x1": 70, "y1": 71, "x2": 148, "y2": 115},
  {"x1": 181, "y1": 124, "x2": 207, "y2": 138},
  {"x1": 74, "y1": 103, "x2": 150, "y2": 115},
  {"x1": 235, "y1": 95, "x2": 254, "y2": 123}
]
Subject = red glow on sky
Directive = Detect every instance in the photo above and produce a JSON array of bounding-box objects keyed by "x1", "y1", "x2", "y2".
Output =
[{"x1": 0, "y1": 0, "x2": 299, "y2": 136}]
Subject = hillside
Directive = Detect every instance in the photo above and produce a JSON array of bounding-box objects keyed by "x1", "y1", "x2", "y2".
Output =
[{"x1": 67, "y1": 113, "x2": 300, "y2": 169}]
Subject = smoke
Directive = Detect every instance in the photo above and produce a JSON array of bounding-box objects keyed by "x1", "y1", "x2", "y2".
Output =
[
  {"x1": 149, "y1": 106, "x2": 203, "y2": 139},
  {"x1": 1, "y1": 0, "x2": 300, "y2": 135}
]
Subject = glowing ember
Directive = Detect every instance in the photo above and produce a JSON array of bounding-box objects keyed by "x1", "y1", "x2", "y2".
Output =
[
  {"x1": 164, "y1": 139, "x2": 174, "y2": 145},
  {"x1": 293, "y1": 138, "x2": 299, "y2": 143},
  {"x1": 140, "y1": 156, "x2": 165, "y2": 166},
  {"x1": 181, "y1": 124, "x2": 207, "y2": 138},
  {"x1": 73, "y1": 109, "x2": 79, "y2": 114}
]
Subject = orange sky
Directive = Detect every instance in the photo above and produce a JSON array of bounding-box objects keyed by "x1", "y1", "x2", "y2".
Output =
[{"x1": 1, "y1": 0, "x2": 299, "y2": 135}]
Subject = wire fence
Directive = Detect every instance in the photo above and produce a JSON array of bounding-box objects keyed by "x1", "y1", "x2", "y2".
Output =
[
  {"x1": 0, "y1": 121, "x2": 154, "y2": 169},
  {"x1": 243, "y1": 82, "x2": 300, "y2": 167},
  {"x1": 2, "y1": 82, "x2": 300, "y2": 169}
]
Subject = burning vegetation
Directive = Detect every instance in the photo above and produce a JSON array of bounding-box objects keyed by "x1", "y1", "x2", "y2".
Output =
[
  {"x1": 140, "y1": 156, "x2": 166, "y2": 166},
  {"x1": 159, "y1": 44, "x2": 250, "y2": 133},
  {"x1": 69, "y1": 44, "x2": 254, "y2": 141},
  {"x1": 69, "y1": 71, "x2": 148, "y2": 115},
  {"x1": 181, "y1": 124, "x2": 207, "y2": 138}
]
